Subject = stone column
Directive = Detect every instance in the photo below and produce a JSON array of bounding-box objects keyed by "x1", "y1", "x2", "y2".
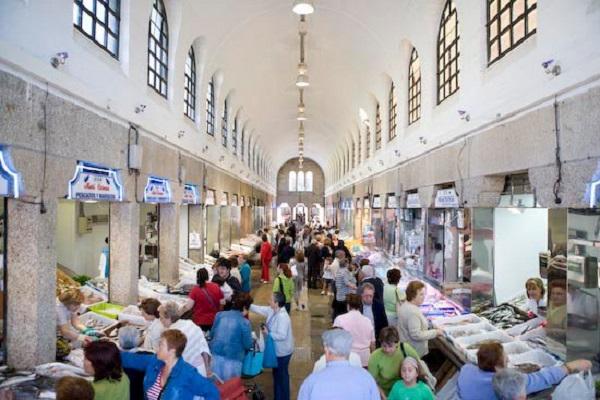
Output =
[
  {"x1": 6, "y1": 198, "x2": 57, "y2": 369},
  {"x1": 159, "y1": 204, "x2": 179, "y2": 284},
  {"x1": 188, "y1": 204, "x2": 203, "y2": 263},
  {"x1": 109, "y1": 201, "x2": 139, "y2": 305}
]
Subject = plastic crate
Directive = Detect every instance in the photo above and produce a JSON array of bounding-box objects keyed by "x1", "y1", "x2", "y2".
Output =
[{"x1": 89, "y1": 302, "x2": 124, "y2": 320}]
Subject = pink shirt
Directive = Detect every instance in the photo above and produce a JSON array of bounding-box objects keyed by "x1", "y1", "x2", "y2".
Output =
[{"x1": 333, "y1": 310, "x2": 375, "y2": 366}]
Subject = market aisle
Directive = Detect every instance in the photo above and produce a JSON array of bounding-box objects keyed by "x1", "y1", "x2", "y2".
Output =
[{"x1": 248, "y1": 267, "x2": 331, "y2": 399}]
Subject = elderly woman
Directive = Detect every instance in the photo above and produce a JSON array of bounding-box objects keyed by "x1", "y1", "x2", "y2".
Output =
[
  {"x1": 139, "y1": 298, "x2": 163, "y2": 351},
  {"x1": 121, "y1": 329, "x2": 219, "y2": 400},
  {"x1": 368, "y1": 327, "x2": 421, "y2": 398},
  {"x1": 251, "y1": 292, "x2": 295, "y2": 400},
  {"x1": 492, "y1": 369, "x2": 527, "y2": 400},
  {"x1": 210, "y1": 292, "x2": 254, "y2": 381},
  {"x1": 83, "y1": 341, "x2": 130, "y2": 400},
  {"x1": 457, "y1": 342, "x2": 592, "y2": 400},
  {"x1": 56, "y1": 288, "x2": 98, "y2": 352},
  {"x1": 397, "y1": 281, "x2": 443, "y2": 357},
  {"x1": 158, "y1": 301, "x2": 211, "y2": 377}
]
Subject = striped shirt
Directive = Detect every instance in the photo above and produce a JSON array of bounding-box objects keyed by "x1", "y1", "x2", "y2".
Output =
[
  {"x1": 335, "y1": 268, "x2": 352, "y2": 302},
  {"x1": 146, "y1": 369, "x2": 162, "y2": 400}
]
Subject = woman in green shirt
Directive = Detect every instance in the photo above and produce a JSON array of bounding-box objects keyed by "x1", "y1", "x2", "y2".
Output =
[
  {"x1": 83, "y1": 341, "x2": 130, "y2": 400},
  {"x1": 387, "y1": 357, "x2": 435, "y2": 400},
  {"x1": 273, "y1": 263, "x2": 295, "y2": 313},
  {"x1": 368, "y1": 327, "x2": 421, "y2": 398}
]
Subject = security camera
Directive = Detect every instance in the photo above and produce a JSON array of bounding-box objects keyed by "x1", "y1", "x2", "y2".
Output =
[
  {"x1": 457, "y1": 110, "x2": 470, "y2": 122},
  {"x1": 177, "y1": 130, "x2": 185, "y2": 139},
  {"x1": 50, "y1": 51, "x2": 69, "y2": 68},
  {"x1": 378, "y1": 160, "x2": 384, "y2": 166},
  {"x1": 418, "y1": 136, "x2": 427, "y2": 145},
  {"x1": 135, "y1": 104, "x2": 147, "y2": 113},
  {"x1": 542, "y1": 59, "x2": 561, "y2": 76},
  {"x1": 219, "y1": 155, "x2": 225, "y2": 162},
  {"x1": 394, "y1": 149, "x2": 401, "y2": 157}
]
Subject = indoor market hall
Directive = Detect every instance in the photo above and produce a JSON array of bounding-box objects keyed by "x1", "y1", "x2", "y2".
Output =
[{"x1": 0, "y1": 0, "x2": 599, "y2": 399}]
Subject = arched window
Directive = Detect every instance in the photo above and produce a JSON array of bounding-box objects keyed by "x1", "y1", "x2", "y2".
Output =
[
  {"x1": 365, "y1": 124, "x2": 371, "y2": 159},
  {"x1": 297, "y1": 171, "x2": 305, "y2": 191},
  {"x1": 357, "y1": 133, "x2": 362, "y2": 164},
  {"x1": 408, "y1": 47, "x2": 421, "y2": 125},
  {"x1": 183, "y1": 47, "x2": 196, "y2": 120},
  {"x1": 221, "y1": 98, "x2": 228, "y2": 147},
  {"x1": 232, "y1": 118, "x2": 238, "y2": 155},
  {"x1": 148, "y1": 0, "x2": 168, "y2": 97},
  {"x1": 388, "y1": 82, "x2": 397, "y2": 141},
  {"x1": 352, "y1": 140, "x2": 356, "y2": 168},
  {"x1": 375, "y1": 103, "x2": 382, "y2": 150},
  {"x1": 488, "y1": 0, "x2": 537, "y2": 64},
  {"x1": 73, "y1": 0, "x2": 120, "y2": 58},
  {"x1": 240, "y1": 129, "x2": 245, "y2": 161},
  {"x1": 206, "y1": 77, "x2": 215, "y2": 136},
  {"x1": 306, "y1": 171, "x2": 313, "y2": 192},
  {"x1": 437, "y1": 0, "x2": 460, "y2": 104}
]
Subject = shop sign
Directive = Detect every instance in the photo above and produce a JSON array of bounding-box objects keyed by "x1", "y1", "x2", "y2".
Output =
[
  {"x1": 144, "y1": 176, "x2": 172, "y2": 203},
  {"x1": 363, "y1": 198, "x2": 370, "y2": 209},
  {"x1": 182, "y1": 184, "x2": 200, "y2": 205},
  {"x1": 386, "y1": 195, "x2": 398, "y2": 209},
  {"x1": 68, "y1": 161, "x2": 123, "y2": 202},
  {"x1": 406, "y1": 193, "x2": 421, "y2": 208},
  {"x1": 435, "y1": 188, "x2": 459, "y2": 208},
  {"x1": 372, "y1": 195, "x2": 381, "y2": 209},
  {"x1": 240, "y1": 196, "x2": 245, "y2": 207},
  {"x1": 231, "y1": 194, "x2": 238, "y2": 206},
  {"x1": 0, "y1": 146, "x2": 21, "y2": 198},
  {"x1": 205, "y1": 190, "x2": 216, "y2": 205},
  {"x1": 189, "y1": 232, "x2": 202, "y2": 249}
]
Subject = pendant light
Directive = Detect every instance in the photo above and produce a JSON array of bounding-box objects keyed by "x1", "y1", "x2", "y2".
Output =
[{"x1": 292, "y1": 0, "x2": 314, "y2": 15}]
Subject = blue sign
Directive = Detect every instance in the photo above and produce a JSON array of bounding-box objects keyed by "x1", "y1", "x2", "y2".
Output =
[
  {"x1": 144, "y1": 176, "x2": 172, "y2": 203},
  {"x1": 182, "y1": 184, "x2": 200, "y2": 205},
  {"x1": 68, "y1": 161, "x2": 123, "y2": 201},
  {"x1": 0, "y1": 146, "x2": 21, "y2": 198}
]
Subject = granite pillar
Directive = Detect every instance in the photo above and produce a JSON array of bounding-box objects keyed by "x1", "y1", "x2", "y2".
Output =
[
  {"x1": 6, "y1": 198, "x2": 57, "y2": 369},
  {"x1": 159, "y1": 204, "x2": 179, "y2": 284},
  {"x1": 109, "y1": 201, "x2": 139, "y2": 305},
  {"x1": 188, "y1": 204, "x2": 203, "y2": 263}
]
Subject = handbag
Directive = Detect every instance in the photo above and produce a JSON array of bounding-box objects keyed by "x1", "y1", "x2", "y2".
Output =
[
  {"x1": 242, "y1": 342, "x2": 264, "y2": 378},
  {"x1": 213, "y1": 374, "x2": 249, "y2": 400},
  {"x1": 262, "y1": 333, "x2": 278, "y2": 368}
]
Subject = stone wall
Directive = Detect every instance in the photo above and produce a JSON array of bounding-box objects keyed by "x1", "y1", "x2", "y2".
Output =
[{"x1": 276, "y1": 158, "x2": 325, "y2": 208}]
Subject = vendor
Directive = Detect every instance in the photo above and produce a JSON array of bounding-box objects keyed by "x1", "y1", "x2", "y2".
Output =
[
  {"x1": 140, "y1": 298, "x2": 163, "y2": 351},
  {"x1": 524, "y1": 277, "x2": 546, "y2": 316},
  {"x1": 56, "y1": 288, "x2": 99, "y2": 351}
]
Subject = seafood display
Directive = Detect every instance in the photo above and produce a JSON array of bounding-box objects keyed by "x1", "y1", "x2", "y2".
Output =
[
  {"x1": 35, "y1": 362, "x2": 88, "y2": 379},
  {"x1": 455, "y1": 331, "x2": 513, "y2": 354},
  {"x1": 79, "y1": 311, "x2": 117, "y2": 331},
  {"x1": 478, "y1": 303, "x2": 530, "y2": 329},
  {"x1": 444, "y1": 322, "x2": 495, "y2": 340},
  {"x1": 432, "y1": 314, "x2": 481, "y2": 329}
]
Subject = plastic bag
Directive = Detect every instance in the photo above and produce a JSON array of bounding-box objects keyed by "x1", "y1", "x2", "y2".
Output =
[
  {"x1": 242, "y1": 342, "x2": 263, "y2": 378},
  {"x1": 256, "y1": 331, "x2": 265, "y2": 352},
  {"x1": 262, "y1": 334, "x2": 278, "y2": 369},
  {"x1": 552, "y1": 371, "x2": 595, "y2": 400}
]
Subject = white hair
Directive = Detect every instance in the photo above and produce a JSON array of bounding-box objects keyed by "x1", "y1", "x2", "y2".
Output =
[
  {"x1": 322, "y1": 329, "x2": 352, "y2": 358},
  {"x1": 492, "y1": 369, "x2": 526, "y2": 400}
]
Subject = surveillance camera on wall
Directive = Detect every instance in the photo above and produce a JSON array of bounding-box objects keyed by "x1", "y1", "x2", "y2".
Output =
[
  {"x1": 457, "y1": 110, "x2": 470, "y2": 122},
  {"x1": 394, "y1": 149, "x2": 401, "y2": 157},
  {"x1": 135, "y1": 104, "x2": 147, "y2": 113},
  {"x1": 542, "y1": 59, "x2": 561, "y2": 76},
  {"x1": 50, "y1": 52, "x2": 69, "y2": 68}
]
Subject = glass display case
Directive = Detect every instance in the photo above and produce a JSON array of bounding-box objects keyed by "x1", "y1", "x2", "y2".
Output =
[
  {"x1": 400, "y1": 208, "x2": 425, "y2": 273},
  {"x1": 426, "y1": 208, "x2": 463, "y2": 285}
]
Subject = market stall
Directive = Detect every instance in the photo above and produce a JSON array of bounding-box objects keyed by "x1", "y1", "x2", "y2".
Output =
[
  {"x1": 179, "y1": 183, "x2": 201, "y2": 260},
  {"x1": 382, "y1": 193, "x2": 398, "y2": 256},
  {"x1": 204, "y1": 189, "x2": 220, "y2": 257},
  {"x1": 371, "y1": 194, "x2": 384, "y2": 251}
]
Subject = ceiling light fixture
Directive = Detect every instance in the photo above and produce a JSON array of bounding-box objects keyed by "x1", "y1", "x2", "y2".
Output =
[
  {"x1": 297, "y1": 110, "x2": 307, "y2": 121},
  {"x1": 296, "y1": 74, "x2": 309, "y2": 88},
  {"x1": 292, "y1": 0, "x2": 314, "y2": 15}
]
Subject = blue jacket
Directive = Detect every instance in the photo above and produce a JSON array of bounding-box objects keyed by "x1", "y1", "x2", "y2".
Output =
[
  {"x1": 240, "y1": 262, "x2": 252, "y2": 293},
  {"x1": 210, "y1": 310, "x2": 253, "y2": 361},
  {"x1": 121, "y1": 352, "x2": 219, "y2": 400}
]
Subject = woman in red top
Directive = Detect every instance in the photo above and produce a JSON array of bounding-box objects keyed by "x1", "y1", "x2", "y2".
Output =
[
  {"x1": 260, "y1": 234, "x2": 272, "y2": 283},
  {"x1": 181, "y1": 268, "x2": 223, "y2": 331}
]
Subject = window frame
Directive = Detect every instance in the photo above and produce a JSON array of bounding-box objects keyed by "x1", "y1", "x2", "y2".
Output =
[
  {"x1": 375, "y1": 103, "x2": 382, "y2": 150},
  {"x1": 436, "y1": 0, "x2": 460, "y2": 104},
  {"x1": 147, "y1": 0, "x2": 169, "y2": 98},
  {"x1": 221, "y1": 98, "x2": 229, "y2": 147},
  {"x1": 240, "y1": 129, "x2": 245, "y2": 161},
  {"x1": 365, "y1": 124, "x2": 371, "y2": 159},
  {"x1": 232, "y1": 118, "x2": 238, "y2": 155},
  {"x1": 388, "y1": 82, "x2": 397, "y2": 141},
  {"x1": 487, "y1": 0, "x2": 537, "y2": 65},
  {"x1": 408, "y1": 47, "x2": 422, "y2": 125},
  {"x1": 183, "y1": 46, "x2": 196, "y2": 121},
  {"x1": 73, "y1": 0, "x2": 121, "y2": 58},
  {"x1": 306, "y1": 171, "x2": 313, "y2": 192},
  {"x1": 206, "y1": 77, "x2": 216, "y2": 136}
]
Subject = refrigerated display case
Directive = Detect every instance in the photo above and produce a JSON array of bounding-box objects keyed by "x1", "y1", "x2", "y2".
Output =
[
  {"x1": 383, "y1": 194, "x2": 398, "y2": 255},
  {"x1": 371, "y1": 195, "x2": 384, "y2": 251},
  {"x1": 400, "y1": 208, "x2": 425, "y2": 273},
  {"x1": 362, "y1": 197, "x2": 374, "y2": 249}
]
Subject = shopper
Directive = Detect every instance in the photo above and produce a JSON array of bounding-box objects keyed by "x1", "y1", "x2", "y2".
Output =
[
  {"x1": 368, "y1": 327, "x2": 421, "y2": 397},
  {"x1": 298, "y1": 329, "x2": 380, "y2": 400},
  {"x1": 360, "y1": 263, "x2": 384, "y2": 302},
  {"x1": 56, "y1": 288, "x2": 98, "y2": 351},
  {"x1": 83, "y1": 341, "x2": 130, "y2": 400},
  {"x1": 360, "y1": 282, "x2": 388, "y2": 341},
  {"x1": 457, "y1": 341, "x2": 592, "y2": 400},
  {"x1": 213, "y1": 257, "x2": 242, "y2": 292},
  {"x1": 260, "y1": 234, "x2": 273, "y2": 283},
  {"x1": 332, "y1": 259, "x2": 356, "y2": 321},
  {"x1": 273, "y1": 263, "x2": 295, "y2": 313},
  {"x1": 228, "y1": 255, "x2": 242, "y2": 283},
  {"x1": 181, "y1": 268, "x2": 223, "y2": 332},
  {"x1": 290, "y1": 249, "x2": 307, "y2": 311},
  {"x1": 332, "y1": 234, "x2": 352, "y2": 260},
  {"x1": 210, "y1": 292, "x2": 254, "y2": 381},
  {"x1": 121, "y1": 329, "x2": 220, "y2": 400},
  {"x1": 158, "y1": 302, "x2": 212, "y2": 377},
  {"x1": 333, "y1": 294, "x2": 375, "y2": 367},
  {"x1": 306, "y1": 239, "x2": 323, "y2": 289},
  {"x1": 239, "y1": 254, "x2": 252, "y2": 293},
  {"x1": 55, "y1": 376, "x2": 94, "y2": 400},
  {"x1": 387, "y1": 357, "x2": 435, "y2": 400},
  {"x1": 383, "y1": 268, "x2": 405, "y2": 328},
  {"x1": 397, "y1": 280, "x2": 443, "y2": 357},
  {"x1": 139, "y1": 298, "x2": 163, "y2": 351},
  {"x1": 524, "y1": 277, "x2": 546, "y2": 316},
  {"x1": 279, "y1": 237, "x2": 295, "y2": 264},
  {"x1": 251, "y1": 292, "x2": 294, "y2": 400},
  {"x1": 492, "y1": 369, "x2": 527, "y2": 400},
  {"x1": 321, "y1": 255, "x2": 334, "y2": 296}
]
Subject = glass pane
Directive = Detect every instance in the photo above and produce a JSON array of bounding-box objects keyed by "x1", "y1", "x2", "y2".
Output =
[
  {"x1": 514, "y1": 0, "x2": 525, "y2": 16},
  {"x1": 96, "y1": 2, "x2": 106, "y2": 22},
  {"x1": 528, "y1": 8, "x2": 537, "y2": 31},
  {"x1": 109, "y1": 14, "x2": 118, "y2": 33},
  {"x1": 73, "y1": 4, "x2": 79, "y2": 25},
  {"x1": 471, "y1": 208, "x2": 494, "y2": 312},
  {"x1": 95, "y1": 24, "x2": 106, "y2": 45},
  {"x1": 83, "y1": 0, "x2": 94, "y2": 11},
  {"x1": 297, "y1": 171, "x2": 305, "y2": 191},
  {"x1": 513, "y1": 19, "x2": 525, "y2": 42},
  {"x1": 82, "y1": 12, "x2": 93, "y2": 34},
  {"x1": 501, "y1": 9, "x2": 511, "y2": 30}
]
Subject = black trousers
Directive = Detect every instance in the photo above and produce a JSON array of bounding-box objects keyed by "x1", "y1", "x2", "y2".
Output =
[{"x1": 308, "y1": 265, "x2": 320, "y2": 289}]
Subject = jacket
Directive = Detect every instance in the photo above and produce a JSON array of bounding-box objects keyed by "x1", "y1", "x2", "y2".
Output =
[
  {"x1": 364, "y1": 299, "x2": 388, "y2": 341},
  {"x1": 120, "y1": 352, "x2": 219, "y2": 400},
  {"x1": 260, "y1": 242, "x2": 273, "y2": 263},
  {"x1": 273, "y1": 274, "x2": 295, "y2": 303},
  {"x1": 250, "y1": 305, "x2": 294, "y2": 357},
  {"x1": 210, "y1": 310, "x2": 253, "y2": 361},
  {"x1": 397, "y1": 302, "x2": 437, "y2": 356}
]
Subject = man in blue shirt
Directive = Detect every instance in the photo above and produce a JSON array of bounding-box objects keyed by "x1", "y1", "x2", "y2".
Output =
[{"x1": 298, "y1": 329, "x2": 380, "y2": 400}]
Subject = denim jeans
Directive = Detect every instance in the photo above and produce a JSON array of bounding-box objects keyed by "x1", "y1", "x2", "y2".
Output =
[
  {"x1": 272, "y1": 353, "x2": 292, "y2": 400},
  {"x1": 212, "y1": 354, "x2": 243, "y2": 381}
]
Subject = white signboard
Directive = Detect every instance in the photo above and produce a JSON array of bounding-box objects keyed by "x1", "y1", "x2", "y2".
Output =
[
  {"x1": 0, "y1": 147, "x2": 20, "y2": 198},
  {"x1": 386, "y1": 195, "x2": 398, "y2": 209},
  {"x1": 231, "y1": 194, "x2": 238, "y2": 206},
  {"x1": 182, "y1": 184, "x2": 200, "y2": 205},
  {"x1": 144, "y1": 176, "x2": 172, "y2": 203},
  {"x1": 363, "y1": 198, "x2": 370, "y2": 209},
  {"x1": 406, "y1": 193, "x2": 421, "y2": 208},
  {"x1": 189, "y1": 232, "x2": 202, "y2": 249},
  {"x1": 372, "y1": 195, "x2": 382, "y2": 209},
  {"x1": 435, "y1": 188, "x2": 460, "y2": 208},
  {"x1": 68, "y1": 161, "x2": 123, "y2": 202},
  {"x1": 205, "y1": 190, "x2": 216, "y2": 205},
  {"x1": 220, "y1": 193, "x2": 229, "y2": 206}
]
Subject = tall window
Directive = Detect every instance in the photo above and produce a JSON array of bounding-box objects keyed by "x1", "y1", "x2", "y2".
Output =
[
  {"x1": 221, "y1": 98, "x2": 228, "y2": 147},
  {"x1": 375, "y1": 103, "x2": 382, "y2": 150},
  {"x1": 365, "y1": 125, "x2": 371, "y2": 159},
  {"x1": 297, "y1": 171, "x2": 305, "y2": 191},
  {"x1": 487, "y1": 0, "x2": 537, "y2": 64},
  {"x1": 206, "y1": 77, "x2": 215, "y2": 136},
  {"x1": 306, "y1": 171, "x2": 313, "y2": 191},
  {"x1": 347, "y1": 147, "x2": 351, "y2": 172},
  {"x1": 240, "y1": 129, "x2": 245, "y2": 161},
  {"x1": 248, "y1": 142, "x2": 252, "y2": 167},
  {"x1": 388, "y1": 82, "x2": 397, "y2": 141},
  {"x1": 147, "y1": 0, "x2": 168, "y2": 97},
  {"x1": 232, "y1": 118, "x2": 238, "y2": 155},
  {"x1": 73, "y1": 0, "x2": 120, "y2": 58},
  {"x1": 437, "y1": 0, "x2": 460, "y2": 104},
  {"x1": 408, "y1": 47, "x2": 421, "y2": 125},
  {"x1": 183, "y1": 47, "x2": 196, "y2": 120},
  {"x1": 357, "y1": 134, "x2": 362, "y2": 164},
  {"x1": 352, "y1": 141, "x2": 356, "y2": 169}
]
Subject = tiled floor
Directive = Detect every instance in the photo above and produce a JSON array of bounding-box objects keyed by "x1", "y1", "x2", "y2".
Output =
[{"x1": 246, "y1": 268, "x2": 332, "y2": 399}]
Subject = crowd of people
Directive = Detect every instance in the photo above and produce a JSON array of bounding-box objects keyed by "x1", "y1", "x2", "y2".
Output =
[{"x1": 51, "y1": 219, "x2": 593, "y2": 400}]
